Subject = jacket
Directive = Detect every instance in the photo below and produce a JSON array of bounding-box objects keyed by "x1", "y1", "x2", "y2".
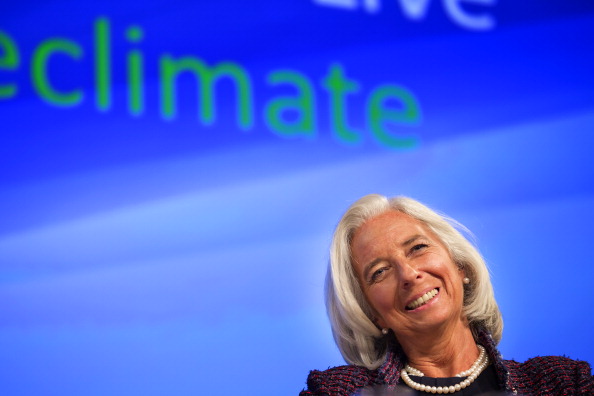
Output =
[{"x1": 300, "y1": 330, "x2": 594, "y2": 395}]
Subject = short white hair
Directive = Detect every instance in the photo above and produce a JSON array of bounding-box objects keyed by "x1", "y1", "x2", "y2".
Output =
[{"x1": 326, "y1": 194, "x2": 502, "y2": 369}]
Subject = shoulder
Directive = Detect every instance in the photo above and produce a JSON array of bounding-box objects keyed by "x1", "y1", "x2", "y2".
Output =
[
  {"x1": 506, "y1": 355, "x2": 592, "y2": 377},
  {"x1": 504, "y1": 355, "x2": 593, "y2": 395},
  {"x1": 299, "y1": 364, "x2": 378, "y2": 396}
]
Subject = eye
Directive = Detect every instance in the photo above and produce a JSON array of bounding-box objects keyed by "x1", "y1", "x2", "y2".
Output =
[
  {"x1": 410, "y1": 243, "x2": 428, "y2": 254},
  {"x1": 370, "y1": 266, "x2": 390, "y2": 283}
]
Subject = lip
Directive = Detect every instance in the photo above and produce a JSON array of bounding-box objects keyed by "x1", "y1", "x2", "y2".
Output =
[{"x1": 404, "y1": 287, "x2": 440, "y2": 312}]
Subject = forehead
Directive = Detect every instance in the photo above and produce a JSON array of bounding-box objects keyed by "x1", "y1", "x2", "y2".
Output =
[{"x1": 351, "y1": 211, "x2": 433, "y2": 258}]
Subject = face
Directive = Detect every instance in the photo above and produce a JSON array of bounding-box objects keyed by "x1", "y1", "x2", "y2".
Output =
[{"x1": 351, "y1": 210, "x2": 466, "y2": 342}]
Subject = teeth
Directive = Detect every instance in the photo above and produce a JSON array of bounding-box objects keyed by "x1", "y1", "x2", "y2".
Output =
[{"x1": 407, "y1": 288, "x2": 438, "y2": 310}]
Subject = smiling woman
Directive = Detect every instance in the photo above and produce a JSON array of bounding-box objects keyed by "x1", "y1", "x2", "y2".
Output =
[
  {"x1": 350, "y1": 209, "x2": 476, "y2": 374},
  {"x1": 300, "y1": 194, "x2": 594, "y2": 395}
]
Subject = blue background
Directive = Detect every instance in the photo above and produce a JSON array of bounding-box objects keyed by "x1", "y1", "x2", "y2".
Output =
[{"x1": 1, "y1": 1, "x2": 593, "y2": 394}]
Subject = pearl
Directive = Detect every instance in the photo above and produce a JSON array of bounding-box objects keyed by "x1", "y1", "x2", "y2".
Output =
[
  {"x1": 405, "y1": 364, "x2": 425, "y2": 377},
  {"x1": 400, "y1": 344, "x2": 489, "y2": 394}
]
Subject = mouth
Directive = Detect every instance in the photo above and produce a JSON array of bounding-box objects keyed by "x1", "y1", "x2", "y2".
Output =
[{"x1": 405, "y1": 288, "x2": 439, "y2": 310}]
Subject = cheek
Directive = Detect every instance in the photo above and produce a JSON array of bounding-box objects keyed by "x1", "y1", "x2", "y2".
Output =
[
  {"x1": 367, "y1": 284, "x2": 398, "y2": 315},
  {"x1": 426, "y1": 253, "x2": 461, "y2": 281}
]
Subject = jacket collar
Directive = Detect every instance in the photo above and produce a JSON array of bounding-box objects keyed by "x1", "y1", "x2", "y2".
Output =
[{"x1": 374, "y1": 327, "x2": 511, "y2": 391}]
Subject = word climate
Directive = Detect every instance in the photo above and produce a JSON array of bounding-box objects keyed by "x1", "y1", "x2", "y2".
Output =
[{"x1": 0, "y1": 17, "x2": 422, "y2": 148}]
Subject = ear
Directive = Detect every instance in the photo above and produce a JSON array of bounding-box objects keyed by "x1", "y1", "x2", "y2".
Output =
[{"x1": 373, "y1": 316, "x2": 388, "y2": 330}]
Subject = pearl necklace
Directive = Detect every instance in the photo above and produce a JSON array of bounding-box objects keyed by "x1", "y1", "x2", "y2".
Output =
[{"x1": 400, "y1": 345, "x2": 490, "y2": 394}]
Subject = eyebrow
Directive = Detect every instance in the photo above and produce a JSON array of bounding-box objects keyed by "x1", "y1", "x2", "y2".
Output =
[{"x1": 402, "y1": 234, "x2": 425, "y2": 247}]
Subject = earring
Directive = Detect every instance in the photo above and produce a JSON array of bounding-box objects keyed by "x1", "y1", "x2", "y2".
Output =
[
  {"x1": 381, "y1": 328, "x2": 389, "y2": 335},
  {"x1": 463, "y1": 277, "x2": 470, "y2": 285}
]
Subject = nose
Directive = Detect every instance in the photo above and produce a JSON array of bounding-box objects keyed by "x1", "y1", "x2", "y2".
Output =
[{"x1": 397, "y1": 261, "x2": 421, "y2": 288}]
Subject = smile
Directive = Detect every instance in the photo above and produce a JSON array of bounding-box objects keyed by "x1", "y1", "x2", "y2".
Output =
[{"x1": 406, "y1": 288, "x2": 439, "y2": 310}]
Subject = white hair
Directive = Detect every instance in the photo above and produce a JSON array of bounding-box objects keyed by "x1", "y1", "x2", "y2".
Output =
[{"x1": 326, "y1": 194, "x2": 502, "y2": 369}]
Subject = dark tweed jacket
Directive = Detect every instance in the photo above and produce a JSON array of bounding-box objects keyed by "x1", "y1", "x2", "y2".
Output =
[{"x1": 300, "y1": 330, "x2": 594, "y2": 395}]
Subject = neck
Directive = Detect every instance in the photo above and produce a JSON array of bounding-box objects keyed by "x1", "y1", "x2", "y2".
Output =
[{"x1": 398, "y1": 321, "x2": 478, "y2": 377}]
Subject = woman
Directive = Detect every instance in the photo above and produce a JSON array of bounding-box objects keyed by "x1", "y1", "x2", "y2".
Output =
[{"x1": 300, "y1": 195, "x2": 593, "y2": 395}]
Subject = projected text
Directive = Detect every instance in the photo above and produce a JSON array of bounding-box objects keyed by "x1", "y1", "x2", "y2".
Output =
[{"x1": 0, "y1": 17, "x2": 422, "y2": 149}]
